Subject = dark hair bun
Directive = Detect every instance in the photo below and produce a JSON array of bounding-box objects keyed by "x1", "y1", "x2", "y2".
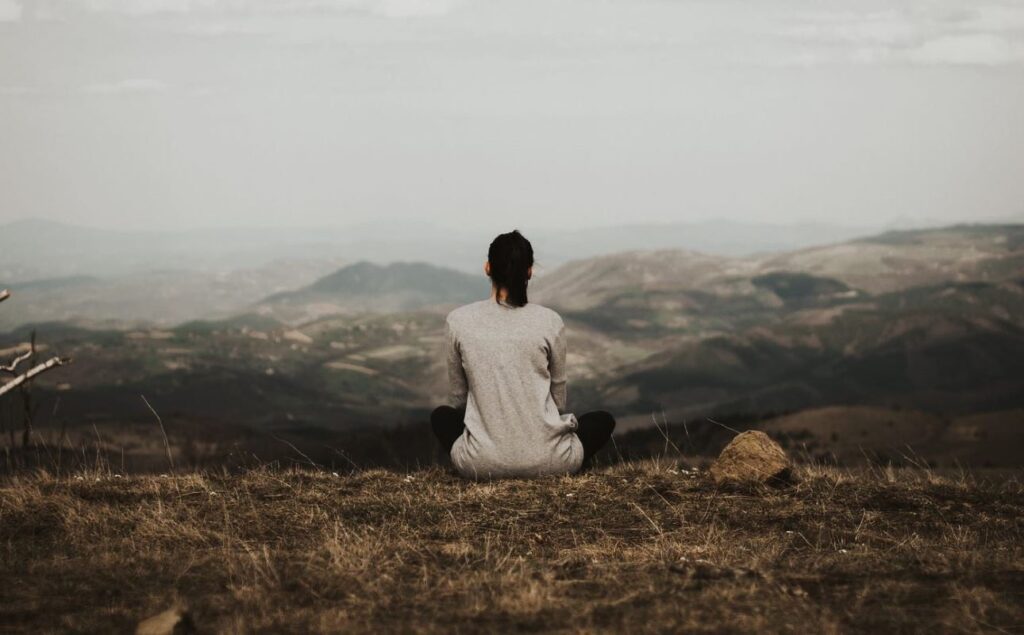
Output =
[{"x1": 487, "y1": 230, "x2": 534, "y2": 307}]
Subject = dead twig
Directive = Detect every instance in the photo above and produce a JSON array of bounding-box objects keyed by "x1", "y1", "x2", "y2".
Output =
[
  {"x1": 0, "y1": 348, "x2": 32, "y2": 374},
  {"x1": 273, "y1": 435, "x2": 320, "y2": 470},
  {"x1": 631, "y1": 501, "x2": 664, "y2": 535},
  {"x1": 705, "y1": 417, "x2": 742, "y2": 436},
  {"x1": 652, "y1": 409, "x2": 684, "y2": 458},
  {"x1": 0, "y1": 356, "x2": 71, "y2": 398},
  {"x1": 141, "y1": 394, "x2": 175, "y2": 472}
]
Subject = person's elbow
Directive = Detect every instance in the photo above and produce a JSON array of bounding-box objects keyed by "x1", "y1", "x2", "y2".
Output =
[
  {"x1": 550, "y1": 382, "x2": 567, "y2": 412},
  {"x1": 448, "y1": 390, "x2": 468, "y2": 409}
]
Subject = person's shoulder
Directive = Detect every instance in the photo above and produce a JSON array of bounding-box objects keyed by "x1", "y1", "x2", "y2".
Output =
[
  {"x1": 446, "y1": 299, "x2": 487, "y2": 325},
  {"x1": 525, "y1": 302, "x2": 564, "y2": 328}
]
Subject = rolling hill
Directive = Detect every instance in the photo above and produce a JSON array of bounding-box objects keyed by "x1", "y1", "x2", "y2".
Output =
[
  {"x1": 256, "y1": 261, "x2": 490, "y2": 323},
  {"x1": 2, "y1": 222, "x2": 1023, "y2": 470},
  {"x1": 0, "y1": 259, "x2": 346, "y2": 331},
  {"x1": 530, "y1": 224, "x2": 1024, "y2": 449},
  {"x1": 533, "y1": 224, "x2": 1024, "y2": 315},
  {"x1": 758, "y1": 224, "x2": 1024, "y2": 293}
]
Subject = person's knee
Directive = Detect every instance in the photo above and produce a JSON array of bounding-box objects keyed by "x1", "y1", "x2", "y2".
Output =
[
  {"x1": 431, "y1": 405, "x2": 465, "y2": 441},
  {"x1": 431, "y1": 405, "x2": 455, "y2": 423},
  {"x1": 583, "y1": 410, "x2": 616, "y2": 433}
]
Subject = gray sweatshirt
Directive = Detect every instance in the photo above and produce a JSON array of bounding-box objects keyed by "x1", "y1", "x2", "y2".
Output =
[{"x1": 444, "y1": 298, "x2": 584, "y2": 479}]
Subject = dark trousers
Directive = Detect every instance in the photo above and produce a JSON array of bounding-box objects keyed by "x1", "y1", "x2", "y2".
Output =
[{"x1": 430, "y1": 406, "x2": 616, "y2": 467}]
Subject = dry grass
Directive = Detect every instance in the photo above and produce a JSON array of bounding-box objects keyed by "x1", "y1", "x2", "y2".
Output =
[{"x1": 1, "y1": 461, "x2": 1023, "y2": 633}]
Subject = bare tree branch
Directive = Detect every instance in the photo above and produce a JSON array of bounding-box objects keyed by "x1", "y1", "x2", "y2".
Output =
[
  {"x1": 0, "y1": 292, "x2": 72, "y2": 450},
  {"x1": 0, "y1": 291, "x2": 28, "y2": 372},
  {"x1": 1, "y1": 349, "x2": 32, "y2": 374},
  {"x1": 0, "y1": 356, "x2": 72, "y2": 398}
]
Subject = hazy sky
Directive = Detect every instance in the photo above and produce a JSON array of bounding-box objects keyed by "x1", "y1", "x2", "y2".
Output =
[{"x1": 1, "y1": 0, "x2": 1023, "y2": 232}]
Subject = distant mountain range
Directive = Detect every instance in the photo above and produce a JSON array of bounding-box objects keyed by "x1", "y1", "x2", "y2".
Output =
[
  {"x1": 533, "y1": 224, "x2": 1024, "y2": 309},
  {"x1": 3, "y1": 222, "x2": 1023, "y2": 468},
  {"x1": 529, "y1": 224, "x2": 1024, "y2": 430},
  {"x1": 0, "y1": 216, "x2": 886, "y2": 329},
  {"x1": 2, "y1": 222, "x2": 1021, "y2": 330},
  {"x1": 0, "y1": 259, "x2": 347, "y2": 331},
  {"x1": 257, "y1": 261, "x2": 490, "y2": 322},
  {"x1": 0, "y1": 218, "x2": 880, "y2": 282}
]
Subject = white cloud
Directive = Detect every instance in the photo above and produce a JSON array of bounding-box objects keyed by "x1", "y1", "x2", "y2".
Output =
[
  {"x1": 907, "y1": 33, "x2": 1024, "y2": 65},
  {"x1": 0, "y1": 85, "x2": 36, "y2": 96},
  {"x1": 372, "y1": 0, "x2": 456, "y2": 18},
  {"x1": 781, "y1": 2, "x2": 1024, "y2": 67},
  {"x1": 181, "y1": 22, "x2": 270, "y2": 36},
  {"x1": 783, "y1": 11, "x2": 920, "y2": 46},
  {"x1": 62, "y1": 0, "x2": 459, "y2": 18},
  {"x1": 961, "y1": 5, "x2": 1024, "y2": 32},
  {"x1": 0, "y1": 0, "x2": 20, "y2": 21},
  {"x1": 82, "y1": 79, "x2": 169, "y2": 94}
]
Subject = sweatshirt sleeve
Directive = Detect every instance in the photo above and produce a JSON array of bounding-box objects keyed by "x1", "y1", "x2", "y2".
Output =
[
  {"x1": 445, "y1": 318, "x2": 468, "y2": 409},
  {"x1": 548, "y1": 316, "x2": 568, "y2": 412}
]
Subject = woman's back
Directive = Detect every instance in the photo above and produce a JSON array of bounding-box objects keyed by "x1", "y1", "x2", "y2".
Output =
[{"x1": 444, "y1": 298, "x2": 583, "y2": 479}]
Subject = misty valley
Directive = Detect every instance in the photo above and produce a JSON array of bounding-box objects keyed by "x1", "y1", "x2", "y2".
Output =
[{"x1": 2, "y1": 222, "x2": 1022, "y2": 473}]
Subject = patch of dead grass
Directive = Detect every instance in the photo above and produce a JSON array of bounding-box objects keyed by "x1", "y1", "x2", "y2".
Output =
[{"x1": 0, "y1": 461, "x2": 1022, "y2": 633}]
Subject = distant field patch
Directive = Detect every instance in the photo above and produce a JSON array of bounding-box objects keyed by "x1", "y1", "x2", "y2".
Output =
[
  {"x1": 361, "y1": 344, "x2": 425, "y2": 361},
  {"x1": 324, "y1": 361, "x2": 379, "y2": 376}
]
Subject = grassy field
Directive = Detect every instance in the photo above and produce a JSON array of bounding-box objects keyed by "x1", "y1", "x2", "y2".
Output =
[{"x1": 1, "y1": 461, "x2": 1022, "y2": 633}]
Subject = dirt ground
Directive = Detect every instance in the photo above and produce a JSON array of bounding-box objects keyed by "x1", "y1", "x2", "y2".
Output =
[{"x1": 1, "y1": 460, "x2": 1022, "y2": 633}]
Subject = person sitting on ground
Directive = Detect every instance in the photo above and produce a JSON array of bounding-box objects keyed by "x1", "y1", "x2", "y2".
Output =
[{"x1": 431, "y1": 229, "x2": 616, "y2": 479}]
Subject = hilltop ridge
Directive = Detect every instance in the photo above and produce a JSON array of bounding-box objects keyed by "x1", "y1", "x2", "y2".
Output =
[{"x1": 257, "y1": 261, "x2": 490, "y2": 323}]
